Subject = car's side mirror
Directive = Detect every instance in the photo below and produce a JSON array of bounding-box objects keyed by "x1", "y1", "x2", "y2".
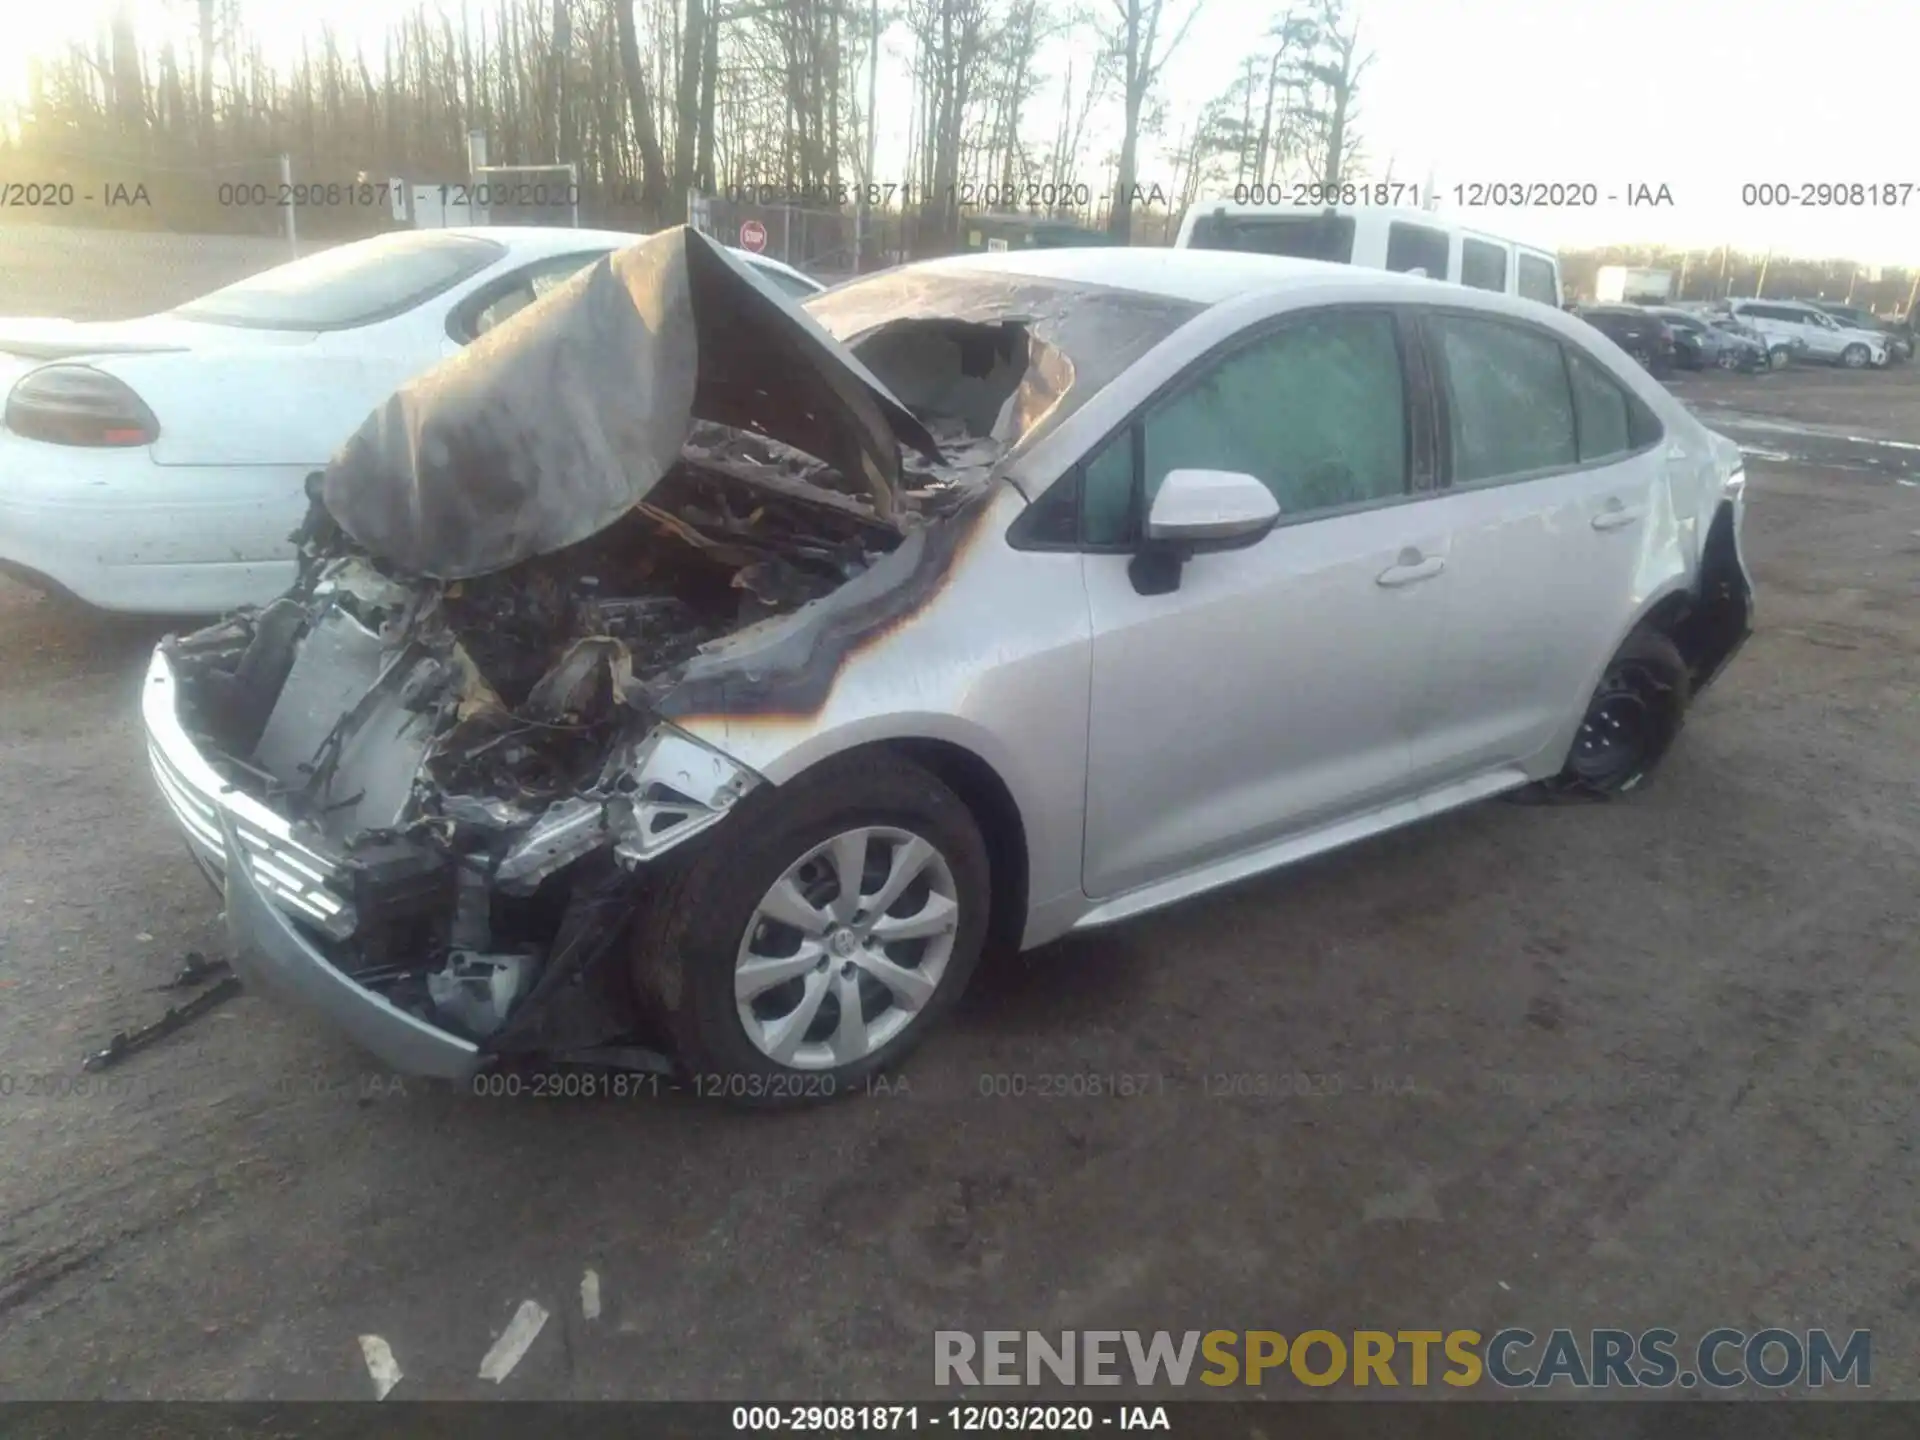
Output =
[{"x1": 1129, "y1": 469, "x2": 1280, "y2": 596}]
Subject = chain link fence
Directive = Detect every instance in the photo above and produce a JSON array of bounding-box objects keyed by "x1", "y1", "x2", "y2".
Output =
[{"x1": 690, "y1": 191, "x2": 913, "y2": 283}]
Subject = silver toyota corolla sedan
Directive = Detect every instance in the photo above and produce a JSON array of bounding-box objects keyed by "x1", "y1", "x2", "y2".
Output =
[{"x1": 142, "y1": 227, "x2": 1754, "y2": 1105}]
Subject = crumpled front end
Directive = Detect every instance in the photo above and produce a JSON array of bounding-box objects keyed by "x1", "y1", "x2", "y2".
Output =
[
  {"x1": 147, "y1": 435, "x2": 961, "y2": 1072},
  {"x1": 139, "y1": 229, "x2": 1054, "y2": 1075},
  {"x1": 145, "y1": 560, "x2": 770, "y2": 1076}
]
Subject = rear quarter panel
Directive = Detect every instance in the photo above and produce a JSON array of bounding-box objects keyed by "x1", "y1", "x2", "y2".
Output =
[{"x1": 106, "y1": 315, "x2": 443, "y2": 467}]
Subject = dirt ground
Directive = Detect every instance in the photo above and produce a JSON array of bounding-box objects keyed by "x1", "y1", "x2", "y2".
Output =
[{"x1": 0, "y1": 355, "x2": 1917, "y2": 1402}]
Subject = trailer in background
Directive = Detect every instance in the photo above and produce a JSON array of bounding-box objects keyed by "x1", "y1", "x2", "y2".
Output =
[{"x1": 1596, "y1": 266, "x2": 1675, "y2": 304}]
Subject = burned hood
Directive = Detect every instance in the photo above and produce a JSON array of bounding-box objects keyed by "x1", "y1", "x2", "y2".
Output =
[{"x1": 319, "y1": 226, "x2": 939, "y2": 580}]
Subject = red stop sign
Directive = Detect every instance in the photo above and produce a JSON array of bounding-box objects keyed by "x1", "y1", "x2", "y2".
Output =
[{"x1": 738, "y1": 219, "x2": 768, "y2": 253}]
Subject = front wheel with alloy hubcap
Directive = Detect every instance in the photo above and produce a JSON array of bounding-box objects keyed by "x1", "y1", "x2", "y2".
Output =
[
  {"x1": 630, "y1": 752, "x2": 991, "y2": 1106},
  {"x1": 1558, "y1": 628, "x2": 1691, "y2": 795},
  {"x1": 1841, "y1": 343, "x2": 1870, "y2": 369}
]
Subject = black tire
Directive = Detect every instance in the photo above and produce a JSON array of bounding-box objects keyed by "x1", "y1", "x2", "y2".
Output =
[
  {"x1": 1558, "y1": 628, "x2": 1691, "y2": 795},
  {"x1": 1841, "y1": 342, "x2": 1870, "y2": 369},
  {"x1": 630, "y1": 751, "x2": 991, "y2": 1107}
]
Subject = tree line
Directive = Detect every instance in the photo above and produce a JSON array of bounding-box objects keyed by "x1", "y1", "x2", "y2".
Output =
[
  {"x1": 1563, "y1": 246, "x2": 1917, "y2": 317},
  {"x1": 0, "y1": 0, "x2": 1370, "y2": 251}
]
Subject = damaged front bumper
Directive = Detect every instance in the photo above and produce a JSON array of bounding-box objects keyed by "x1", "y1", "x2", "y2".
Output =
[
  {"x1": 142, "y1": 642, "x2": 758, "y2": 1077},
  {"x1": 217, "y1": 808, "x2": 483, "y2": 1078},
  {"x1": 144, "y1": 647, "x2": 357, "y2": 937}
]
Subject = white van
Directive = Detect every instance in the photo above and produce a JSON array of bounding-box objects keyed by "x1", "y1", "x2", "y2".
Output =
[{"x1": 1172, "y1": 203, "x2": 1562, "y2": 309}]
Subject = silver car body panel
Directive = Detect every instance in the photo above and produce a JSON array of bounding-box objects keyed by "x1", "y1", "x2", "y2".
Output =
[
  {"x1": 674, "y1": 254, "x2": 1746, "y2": 949},
  {"x1": 142, "y1": 249, "x2": 1750, "y2": 1065}
]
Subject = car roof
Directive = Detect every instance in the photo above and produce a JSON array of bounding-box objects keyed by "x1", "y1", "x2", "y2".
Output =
[
  {"x1": 441, "y1": 225, "x2": 815, "y2": 281},
  {"x1": 911, "y1": 246, "x2": 1476, "y2": 308},
  {"x1": 444, "y1": 224, "x2": 640, "y2": 248}
]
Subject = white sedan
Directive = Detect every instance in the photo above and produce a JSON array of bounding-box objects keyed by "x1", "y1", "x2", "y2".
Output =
[{"x1": 0, "y1": 226, "x2": 823, "y2": 614}]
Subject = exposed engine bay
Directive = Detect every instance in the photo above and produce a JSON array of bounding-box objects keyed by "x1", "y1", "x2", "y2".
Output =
[{"x1": 157, "y1": 227, "x2": 1041, "y2": 1059}]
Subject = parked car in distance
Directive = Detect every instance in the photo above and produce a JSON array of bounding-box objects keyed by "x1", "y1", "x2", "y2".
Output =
[
  {"x1": 0, "y1": 227, "x2": 823, "y2": 616},
  {"x1": 1710, "y1": 313, "x2": 1798, "y2": 369},
  {"x1": 1724, "y1": 299, "x2": 1889, "y2": 369},
  {"x1": 143, "y1": 235, "x2": 1754, "y2": 1099},
  {"x1": 1576, "y1": 305, "x2": 1678, "y2": 376},
  {"x1": 1808, "y1": 301, "x2": 1912, "y2": 362},
  {"x1": 1174, "y1": 203, "x2": 1563, "y2": 308},
  {"x1": 1646, "y1": 306, "x2": 1770, "y2": 372}
]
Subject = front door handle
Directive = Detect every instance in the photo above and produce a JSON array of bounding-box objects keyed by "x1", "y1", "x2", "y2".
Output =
[
  {"x1": 1591, "y1": 502, "x2": 1648, "y2": 532},
  {"x1": 1376, "y1": 553, "x2": 1446, "y2": 587}
]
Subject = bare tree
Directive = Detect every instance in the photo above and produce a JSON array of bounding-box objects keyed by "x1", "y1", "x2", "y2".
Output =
[
  {"x1": 110, "y1": 3, "x2": 147, "y2": 138},
  {"x1": 1100, "y1": 0, "x2": 1203, "y2": 240},
  {"x1": 615, "y1": 0, "x2": 669, "y2": 218},
  {"x1": 1280, "y1": 0, "x2": 1370, "y2": 188},
  {"x1": 987, "y1": 0, "x2": 1055, "y2": 198},
  {"x1": 906, "y1": 0, "x2": 996, "y2": 246},
  {"x1": 1247, "y1": 10, "x2": 1314, "y2": 187},
  {"x1": 672, "y1": 0, "x2": 704, "y2": 196},
  {"x1": 543, "y1": 0, "x2": 572, "y2": 163}
]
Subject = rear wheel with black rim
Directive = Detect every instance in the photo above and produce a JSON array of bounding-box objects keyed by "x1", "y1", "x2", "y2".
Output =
[{"x1": 1559, "y1": 628, "x2": 1692, "y2": 795}]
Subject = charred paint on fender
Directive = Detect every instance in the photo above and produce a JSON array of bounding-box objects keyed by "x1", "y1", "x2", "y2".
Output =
[{"x1": 652, "y1": 491, "x2": 997, "y2": 723}]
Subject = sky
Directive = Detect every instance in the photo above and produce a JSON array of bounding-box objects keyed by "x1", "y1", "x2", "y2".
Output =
[{"x1": 7, "y1": 0, "x2": 1918, "y2": 265}]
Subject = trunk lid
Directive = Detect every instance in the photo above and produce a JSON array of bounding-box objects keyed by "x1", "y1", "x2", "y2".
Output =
[{"x1": 0, "y1": 313, "x2": 319, "y2": 361}]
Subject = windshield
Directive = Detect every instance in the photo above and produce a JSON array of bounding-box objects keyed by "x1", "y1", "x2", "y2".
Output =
[
  {"x1": 805, "y1": 266, "x2": 1204, "y2": 454},
  {"x1": 173, "y1": 231, "x2": 507, "y2": 329},
  {"x1": 1185, "y1": 213, "x2": 1357, "y2": 264}
]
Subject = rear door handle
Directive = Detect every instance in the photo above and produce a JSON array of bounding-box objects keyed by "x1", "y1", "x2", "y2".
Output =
[
  {"x1": 1376, "y1": 554, "x2": 1446, "y2": 587},
  {"x1": 1591, "y1": 503, "x2": 1647, "y2": 532}
]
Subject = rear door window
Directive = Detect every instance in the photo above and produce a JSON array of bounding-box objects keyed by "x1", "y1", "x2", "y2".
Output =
[
  {"x1": 1185, "y1": 214, "x2": 1356, "y2": 264},
  {"x1": 459, "y1": 250, "x2": 610, "y2": 340},
  {"x1": 1428, "y1": 313, "x2": 1577, "y2": 484},
  {"x1": 1460, "y1": 239, "x2": 1509, "y2": 293},
  {"x1": 1566, "y1": 349, "x2": 1632, "y2": 461},
  {"x1": 1385, "y1": 222, "x2": 1450, "y2": 278},
  {"x1": 1517, "y1": 253, "x2": 1559, "y2": 305}
]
